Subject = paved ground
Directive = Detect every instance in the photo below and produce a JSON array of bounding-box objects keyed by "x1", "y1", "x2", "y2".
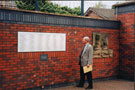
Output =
[{"x1": 47, "y1": 79, "x2": 134, "y2": 90}]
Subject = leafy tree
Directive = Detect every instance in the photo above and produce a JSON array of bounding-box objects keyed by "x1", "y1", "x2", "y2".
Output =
[
  {"x1": 93, "y1": 2, "x2": 106, "y2": 8},
  {"x1": 15, "y1": 0, "x2": 81, "y2": 16}
]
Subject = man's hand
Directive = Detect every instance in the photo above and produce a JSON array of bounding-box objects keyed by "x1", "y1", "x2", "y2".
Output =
[{"x1": 87, "y1": 64, "x2": 90, "y2": 68}]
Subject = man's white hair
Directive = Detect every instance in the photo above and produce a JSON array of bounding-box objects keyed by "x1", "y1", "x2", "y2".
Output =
[{"x1": 83, "y1": 36, "x2": 90, "y2": 42}]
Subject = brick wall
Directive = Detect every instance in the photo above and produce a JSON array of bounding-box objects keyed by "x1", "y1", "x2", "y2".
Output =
[
  {"x1": 117, "y1": 12, "x2": 135, "y2": 80},
  {"x1": 0, "y1": 21, "x2": 119, "y2": 90},
  {"x1": 114, "y1": 2, "x2": 135, "y2": 81}
]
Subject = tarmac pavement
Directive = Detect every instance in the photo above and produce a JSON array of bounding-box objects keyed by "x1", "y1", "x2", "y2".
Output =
[{"x1": 47, "y1": 79, "x2": 134, "y2": 90}]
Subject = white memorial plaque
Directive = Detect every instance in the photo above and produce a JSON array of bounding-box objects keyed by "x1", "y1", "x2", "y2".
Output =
[{"x1": 18, "y1": 32, "x2": 66, "y2": 52}]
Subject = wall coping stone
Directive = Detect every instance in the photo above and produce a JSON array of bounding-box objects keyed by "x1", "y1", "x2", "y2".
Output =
[{"x1": 0, "y1": 8, "x2": 120, "y2": 30}]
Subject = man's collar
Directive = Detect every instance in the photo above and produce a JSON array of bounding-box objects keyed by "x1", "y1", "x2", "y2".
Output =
[{"x1": 85, "y1": 42, "x2": 89, "y2": 45}]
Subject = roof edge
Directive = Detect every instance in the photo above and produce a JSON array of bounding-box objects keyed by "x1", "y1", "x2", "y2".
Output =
[{"x1": 113, "y1": 1, "x2": 135, "y2": 8}]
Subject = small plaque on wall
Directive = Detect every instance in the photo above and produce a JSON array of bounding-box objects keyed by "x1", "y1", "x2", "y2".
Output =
[{"x1": 40, "y1": 54, "x2": 48, "y2": 61}]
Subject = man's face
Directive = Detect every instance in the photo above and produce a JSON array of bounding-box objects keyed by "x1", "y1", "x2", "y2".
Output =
[{"x1": 82, "y1": 39, "x2": 87, "y2": 44}]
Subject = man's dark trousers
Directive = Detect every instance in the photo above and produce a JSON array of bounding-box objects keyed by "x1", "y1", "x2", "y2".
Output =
[{"x1": 79, "y1": 66, "x2": 93, "y2": 88}]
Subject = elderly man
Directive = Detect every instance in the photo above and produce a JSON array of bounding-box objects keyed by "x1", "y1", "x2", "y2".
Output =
[{"x1": 76, "y1": 36, "x2": 93, "y2": 89}]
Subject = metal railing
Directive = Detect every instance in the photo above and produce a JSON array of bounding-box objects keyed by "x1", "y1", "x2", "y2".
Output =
[
  {"x1": 0, "y1": 0, "x2": 84, "y2": 16},
  {"x1": 0, "y1": 0, "x2": 48, "y2": 9}
]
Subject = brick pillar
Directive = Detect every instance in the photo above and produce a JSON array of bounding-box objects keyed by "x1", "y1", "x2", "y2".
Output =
[{"x1": 113, "y1": 2, "x2": 135, "y2": 81}]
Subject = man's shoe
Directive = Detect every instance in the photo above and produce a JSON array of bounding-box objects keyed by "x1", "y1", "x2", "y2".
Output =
[
  {"x1": 85, "y1": 86, "x2": 92, "y2": 89},
  {"x1": 76, "y1": 85, "x2": 83, "y2": 87}
]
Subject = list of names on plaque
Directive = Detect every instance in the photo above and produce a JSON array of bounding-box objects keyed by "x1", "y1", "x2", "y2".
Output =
[{"x1": 18, "y1": 32, "x2": 66, "y2": 52}]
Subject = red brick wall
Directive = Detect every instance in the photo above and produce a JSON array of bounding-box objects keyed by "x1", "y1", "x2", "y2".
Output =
[
  {"x1": 86, "y1": 12, "x2": 103, "y2": 19},
  {"x1": 0, "y1": 22, "x2": 119, "y2": 90},
  {"x1": 117, "y1": 13, "x2": 135, "y2": 80}
]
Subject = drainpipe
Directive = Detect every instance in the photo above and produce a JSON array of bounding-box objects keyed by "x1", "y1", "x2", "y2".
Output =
[{"x1": 116, "y1": 7, "x2": 118, "y2": 20}]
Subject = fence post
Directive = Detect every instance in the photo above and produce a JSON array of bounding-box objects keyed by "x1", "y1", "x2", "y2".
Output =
[
  {"x1": 35, "y1": 0, "x2": 39, "y2": 11},
  {"x1": 81, "y1": 0, "x2": 84, "y2": 16}
]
